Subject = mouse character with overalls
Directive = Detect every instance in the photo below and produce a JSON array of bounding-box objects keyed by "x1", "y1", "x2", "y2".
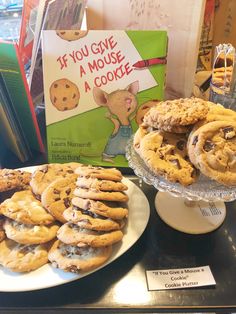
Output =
[{"x1": 93, "y1": 81, "x2": 139, "y2": 162}]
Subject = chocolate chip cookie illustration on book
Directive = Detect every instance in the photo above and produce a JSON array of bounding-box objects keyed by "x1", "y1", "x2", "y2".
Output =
[
  {"x1": 49, "y1": 78, "x2": 80, "y2": 111},
  {"x1": 56, "y1": 30, "x2": 88, "y2": 41}
]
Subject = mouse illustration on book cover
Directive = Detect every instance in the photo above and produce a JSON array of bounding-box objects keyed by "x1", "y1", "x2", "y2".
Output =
[{"x1": 93, "y1": 81, "x2": 139, "y2": 162}]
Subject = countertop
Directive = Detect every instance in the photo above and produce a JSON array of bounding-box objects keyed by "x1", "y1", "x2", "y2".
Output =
[{"x1": 0, "y1": 175, "x2": 236, "y2": 313}]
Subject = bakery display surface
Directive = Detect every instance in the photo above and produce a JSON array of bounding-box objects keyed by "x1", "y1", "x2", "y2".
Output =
[
  {"x1": 0, "y1": 166, "x2": 150, "y2": 292},
  {"x1": 0, "y1": 175, "x2": 236, "y2": 312}
]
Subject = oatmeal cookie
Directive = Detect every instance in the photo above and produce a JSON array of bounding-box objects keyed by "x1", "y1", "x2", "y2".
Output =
[{"x1": 143, "y1": 97, "x2": 209, "y2": 133}]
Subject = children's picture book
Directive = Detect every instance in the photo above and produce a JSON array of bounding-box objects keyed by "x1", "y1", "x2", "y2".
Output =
[
  {"x1": 29, "y1": 0, "x2": 87, "y2": 107},
  {"x1": 42, "y1": 30, "x2": 167, "y2": 167},
  {"x1": 0, "y1": 41, "x2": 44, "y2": 162}
]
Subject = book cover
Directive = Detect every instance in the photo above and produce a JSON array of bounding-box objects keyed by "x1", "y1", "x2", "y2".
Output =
[
  {"x1": 0, "y1": 40, "x2": 44, "y2": 159},
  {"x1": 0, "y1": 84, "x2": 30, "y2": 162},
  {"x1": 42, "y1": 30, "x2": 167, "y2": 166}
]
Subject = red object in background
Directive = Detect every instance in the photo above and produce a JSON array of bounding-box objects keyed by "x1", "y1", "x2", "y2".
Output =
[
  {"x1": 19, "y1": 0, "x2": 40, "y2": 67},
  {"x1": 132, "y1": 57, "x2": 167, "y2": 68}
]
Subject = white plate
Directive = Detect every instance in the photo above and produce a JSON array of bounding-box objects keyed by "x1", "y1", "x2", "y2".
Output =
[{"x1": 0, "y1": 167, "x2": 150, "y2": 292}]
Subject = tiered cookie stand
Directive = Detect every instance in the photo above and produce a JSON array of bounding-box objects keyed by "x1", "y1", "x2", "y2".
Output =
[{"x1": 126, "y1": 136, "x2": 236, "y2": 235}]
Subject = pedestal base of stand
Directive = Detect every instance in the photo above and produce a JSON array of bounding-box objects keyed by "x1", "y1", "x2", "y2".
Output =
[{"x1": 155, "y1": 192, "x2": 226, "y2": 234}]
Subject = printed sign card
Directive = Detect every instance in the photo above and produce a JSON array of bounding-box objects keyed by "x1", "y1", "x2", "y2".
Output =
[{"x1": 42, "y1": 30, "x2": 167, "y2": 166}]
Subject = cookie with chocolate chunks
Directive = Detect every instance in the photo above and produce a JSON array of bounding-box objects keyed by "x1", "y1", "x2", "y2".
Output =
[
  {"x1": 57, "y1": 222, "x2": 123, "y2": 247},
  {"x1": 63, "y1": 206, "x2": 122, "y2": 231},
  {"x1": 0, "y1": 168, "x2": 31, "y2": 193},
  {"x1": 75, "y1": 165, "x2": 123, "y2": 182},
  {"x1": 41, "y1": 175, "x2": 77, "y2": 223},
  {"x1": 3, "y1": 218, "x2": 60, "y2": 245},
  {"x1": 188, "y1": 120, "x2": 236, "y2": 186},
  {"x1": 72, "y1": 197, "x2": 128, "y2": 220},
  {"x1": 0, "y1": 239, "x2": 49, "y2": 272},
  {"x1": 0, "y1": 216, "x2": 6, "y2": 242},
  {"x1": 76, "y1": 177, "x2": 128, "y2": 192},
  {"x1": 0, "y1": 190, "x2": 55, "y2": 225},
  {"x1": 30, "y1": 163, "x2": 80, "y2": 198},
  {"x1": 48, "y1": 240, "x2": 112, "y2": 273},
  {"x1": 137, "y1": 129, "x2": 197, "y2": 186}
]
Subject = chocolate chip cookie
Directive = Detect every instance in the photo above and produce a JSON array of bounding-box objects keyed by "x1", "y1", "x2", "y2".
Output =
[
  {"x1": 48, "y1": 240, "x2": 112, "y2": 273},
  {"x1": 138, "y1": 130, "x2": 197, "y2": 185},
  {"x1": 57, "y1": 222, "x2": 123, "y2": 247},
  {"x1": 135, "y1": 100, "x2": 159, "y2": 125},
  {"x1": 0, "y1": 190, "x2": 55, "y2": 225},
  {"x1": 0, "y1": 169, "x2": 31, "y2": 192},
  {"x1": 3, "y1": 219, "x2": 59, "y2": 245},
  {"x1": 63, "y1": 206, "x2": 122, "y2": 231},
  {"x1": 187, "y1": 120, "x2": 236, "y2": 186},
  {"x1": 76, "y1": 177, "x2": 128, "y2": 192},
  {"x1": 72, "y1": 197, "x2": 128, "y2": 220},
  {"x1": 41, "y1": 175, "x2": 77, "y2": 223},
  {"x1": 30, "y1": 163, "x2": 79, "y2": 198},
  {"x1": 75, "y1": 165, "x2": 123, "y2": 182},
  {"x1": 0, "y1": 239, "x2": 49, "y2": 272}
]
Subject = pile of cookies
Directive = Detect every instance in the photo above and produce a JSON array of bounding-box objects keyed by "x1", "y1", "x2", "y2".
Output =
[
  {"x1": 212, "y1": 66, "x2": 233, "y2": 90},
  {"x1": 0, "y1": 163, "x2": 128, "y2": 273},
  {"x1": 47, "y1": 165, "x2": 128, "y2": 273},
  {"x1": 134, "y1": 97, "x2": 236, "y2": 186}
]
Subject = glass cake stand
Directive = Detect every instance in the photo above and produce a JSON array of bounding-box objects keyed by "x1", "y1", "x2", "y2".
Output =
[{"x1": 126, "y1": 136, "x2": 236, "y2": 234}]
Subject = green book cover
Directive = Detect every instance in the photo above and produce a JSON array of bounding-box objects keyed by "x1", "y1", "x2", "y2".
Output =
[
  {"x1": 0, "y1": 41, "x2": 44, "y2": 157},
  {"x1": 42, "y1": 30, "x2": 167, "y2": 166}
]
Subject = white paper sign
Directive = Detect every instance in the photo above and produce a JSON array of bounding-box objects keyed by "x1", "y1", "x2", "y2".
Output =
[{"x1": 146, "y1": 266, "x2": 216, "y2": 291}]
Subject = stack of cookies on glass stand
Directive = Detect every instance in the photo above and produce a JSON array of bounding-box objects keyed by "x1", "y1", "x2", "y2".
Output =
[
  {"x1": 0, "y1": 163, "x2": 129, "y2": 273},
  {"x1": 134, "y1": 97, "x2": 236, "y2": 186}
]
